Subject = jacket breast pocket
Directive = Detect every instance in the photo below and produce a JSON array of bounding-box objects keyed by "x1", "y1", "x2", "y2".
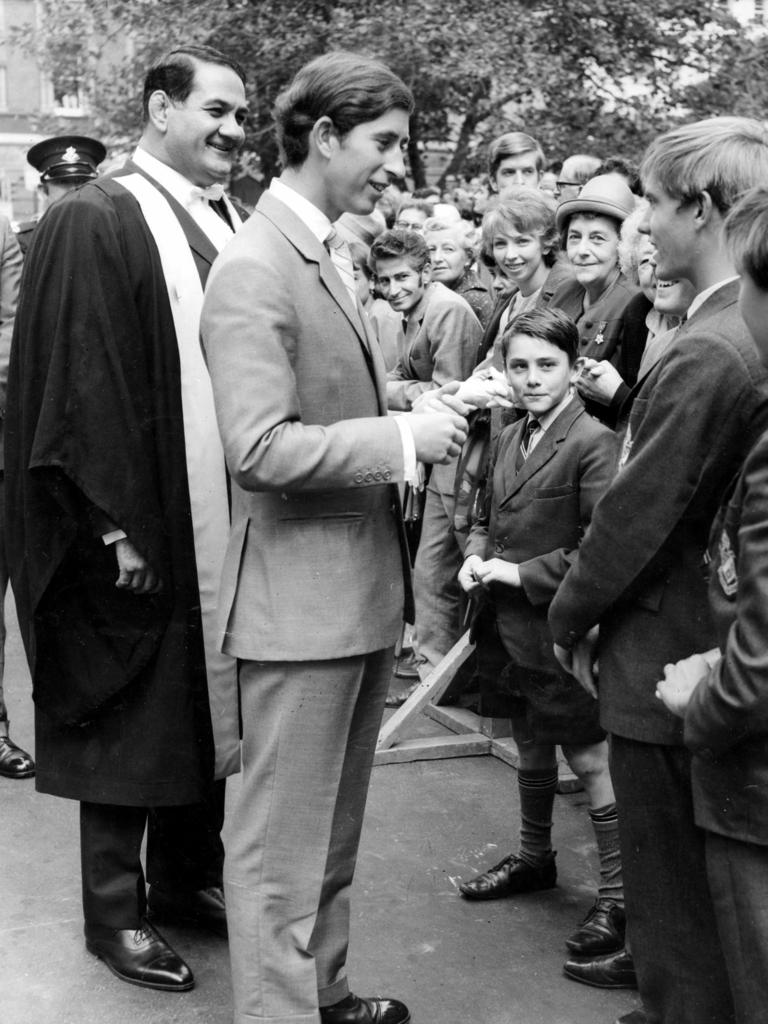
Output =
[{"x1": 532, "y1": 483, "x2": 576, "y2": 499}]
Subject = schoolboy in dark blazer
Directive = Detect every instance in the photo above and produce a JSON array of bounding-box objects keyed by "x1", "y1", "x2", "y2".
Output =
[{"x1": 457, "y1": 307, "x2": 625, "y2": 977}]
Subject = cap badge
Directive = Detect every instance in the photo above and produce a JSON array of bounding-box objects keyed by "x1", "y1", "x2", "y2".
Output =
[{"x1": 62, "y1": 146, "x2": 80, "y2": 163}]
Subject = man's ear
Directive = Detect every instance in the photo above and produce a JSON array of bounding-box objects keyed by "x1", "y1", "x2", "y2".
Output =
[
  {"x1": 146, "y1": 90, "x2": 171, "y2": 134},
  {"x1": 311, "y1": 116, "x2": 337, "y2": 160},
  {"x1": 421, "y1": 265, "x2": 432, "y2": 285},
  {"x1": 693, "y1": 189, "x2": 718, "y2": 230}
]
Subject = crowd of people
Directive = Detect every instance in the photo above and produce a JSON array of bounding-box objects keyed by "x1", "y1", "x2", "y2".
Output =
[{"x1": 1, "y1": 40, "x2": 767, "y2": 1024}]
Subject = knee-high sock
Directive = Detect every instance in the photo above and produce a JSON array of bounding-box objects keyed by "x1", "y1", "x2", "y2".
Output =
[
  {"x1": 590, "y1": 802, "x2": 624, "y2": 905},
  {"x1": 517, "y1": 768, "x2": 558, "y2": 866}
]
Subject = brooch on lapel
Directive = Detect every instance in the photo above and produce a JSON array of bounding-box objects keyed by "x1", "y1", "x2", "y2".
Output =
[
  {"x1": 594, "y1": 321, "x2": 607, "y2": 346},
  {"x1": 716, "y1": 528, "x2": 738, "y2": 597}
]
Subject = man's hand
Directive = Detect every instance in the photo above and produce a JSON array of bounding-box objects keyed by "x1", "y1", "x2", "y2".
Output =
[
  {"x1": 458, "y1": 554, "x2": 484, "y2": 594},
  {"x1": 575, "y1": 359, "x2": 623, "y2": 406},
  {"x1": 115, "y1": 538, "x2": 162, "y2": 594},
  {"x1": 472, "y1": 557, "x2": 521, "y2": 589},
  {"x1": 554, "y1": 625, "x2": 600, "y2": 698},
  {"x1": 408, "y1": 411, "x2": 469, "y2": 464},
  {"x1": 454, "y1": 373, "x2": 514, "y2": 410},
  {"x1": 656, "y1": 651, "x2": 718, "y2": 718}
]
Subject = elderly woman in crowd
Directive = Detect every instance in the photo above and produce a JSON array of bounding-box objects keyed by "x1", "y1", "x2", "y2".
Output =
[
  {"x1": 423, "y1": 217, "x2": 495, "y2": 328},
  {"x1": 576, "y1": 201, "x2": 696, "y2": 426}
]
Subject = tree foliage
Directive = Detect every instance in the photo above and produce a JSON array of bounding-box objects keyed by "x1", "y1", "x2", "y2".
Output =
[{"x1": 10, "y1": 0, "x2": 761, "y2": 186}]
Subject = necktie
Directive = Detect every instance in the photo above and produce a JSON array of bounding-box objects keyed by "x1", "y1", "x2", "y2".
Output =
[
  {"x1": 515, "y1": 417, "x2": 540, "y2": 471},
  {"x1": 325, "y1": 227, "x2": 357, "y2": 307}
]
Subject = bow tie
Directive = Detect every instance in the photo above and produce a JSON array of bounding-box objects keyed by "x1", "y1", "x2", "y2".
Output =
[{"x1": 190, "y1": 183, "x2": 225, "y2": 203}]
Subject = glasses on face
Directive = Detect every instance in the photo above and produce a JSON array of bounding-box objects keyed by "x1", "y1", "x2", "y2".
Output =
[
  {"x1": 396, "y1": 219, "x2": 425, "y2": 232},
  {"x1": 554, "y1": 181, "x2": 583, "y2": 197}
]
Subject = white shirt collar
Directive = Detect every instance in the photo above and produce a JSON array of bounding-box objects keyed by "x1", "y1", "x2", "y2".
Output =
[
  {"x1": 687, "y1": 276, "x2": 739, "y2": 320},
  {"x1": 269, "y1": 177, "x2": 331, "y2": 245},
  {"x1": 132, "y1": 146, "x2": 208, "y2": 209}
]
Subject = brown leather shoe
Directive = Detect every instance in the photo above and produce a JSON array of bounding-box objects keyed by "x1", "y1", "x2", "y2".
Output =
[
  {"x1": 0, "y1": 733, "x2": 35, "y2": 779},
  {"x1": 148, "y1": 884, "x2": 227, "y2": 937},
  {"x1": 459, "y1": 851, "x2": 556, "y2": 900},
  {"x1": 563, "y1": 948, "x2": 637, "y2": 989},
  {"x1": 85, "y1": 918, "x2": 194, "y2": 991},
  {"x1": 320, "y1": 993, "x2": 410, "y2": 1024},
  {"x1": 565, "y1": 897, "x2": 626, "y2": 955}
]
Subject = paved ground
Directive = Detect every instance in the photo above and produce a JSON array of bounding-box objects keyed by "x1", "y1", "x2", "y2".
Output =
[{"x1": 1, "y1": 595, "x2": 639, "y2": 1024}]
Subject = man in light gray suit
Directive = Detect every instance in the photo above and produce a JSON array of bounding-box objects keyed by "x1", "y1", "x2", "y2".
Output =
[{"x1": 201, "y1": 52, "x2": 468, "y2": 1024}]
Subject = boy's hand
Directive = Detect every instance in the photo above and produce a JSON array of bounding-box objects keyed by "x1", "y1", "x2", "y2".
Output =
[
  {"x1": 655, "y1": 651, "x2": 718, "y2": 718},
  {"x1": 472, "y1": 557, "x2": 521, "y2": 588},
  {"x1": 408, "y1": 411, "x2": 468, "y2": 464},
  {"x1": 458, "y1": 554, "x2": 484, "y2": 594},
  {"x1": 554, "y1": 625, "x2": 600, "y2": 699}
]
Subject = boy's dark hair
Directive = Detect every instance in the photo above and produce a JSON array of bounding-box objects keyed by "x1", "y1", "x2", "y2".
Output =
[
  {"x1": 142, "y1": 45, "x2": 246, "y2": 122},
  {"x1": 369, "y1": 228, "x2": 430, "y2": 274},
  {"x1": 273, "y1": 51, "x2": 414, "y2": 168},
  {"x1": 488, "y1": 131, "x2": 545, "y2": 179},
  {"x1": 501, "y1": 306, "x2": 579, "y2": 364},
  {"x1": 725, "y1": 185, "x2": 768, "y2": 290}
]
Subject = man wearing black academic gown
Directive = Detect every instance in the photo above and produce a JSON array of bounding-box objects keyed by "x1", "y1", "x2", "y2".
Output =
[{"x1": 5, "y1": 45, "x2": 249, "y2": 992}]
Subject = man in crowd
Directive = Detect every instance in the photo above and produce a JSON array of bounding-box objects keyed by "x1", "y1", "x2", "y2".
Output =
[
  {"x1": 5, "y1": 44, "x2": 248, "y2": 991},
  {"x1": 549, "y1": 117, "x2": 768, "y2": 1023},
  {"x1": 14, "y1": 134, "x2": 106, "y2": 252},
  {"x1": 487, "y1": 131, "x2": 545, "y2": 197},
  {"x1": 202, "y1": 50, "x2": 467, "y2": 1024}
]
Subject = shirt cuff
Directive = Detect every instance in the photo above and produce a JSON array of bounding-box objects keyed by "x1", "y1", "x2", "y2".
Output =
[
  {"x1": 393, "y1": 415, "x2": 420, "y2": 486},
  {"x1": 102, "y1": 529, "x2": 128, "y2": 546}
]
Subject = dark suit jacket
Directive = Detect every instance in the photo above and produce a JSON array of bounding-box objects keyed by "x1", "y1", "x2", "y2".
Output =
[
  {"x1": 549, "y1": 279, "x2": 768, "y2": 745},
  {"x1": 202, "y1": 190, "x2": 411, "y2": 661},
  {"x1": 466, "y1": 397, "x2": 617, "y2": 674},
  {"x1": 686, "y1": 431, "x2": 768, "y2": 844}
]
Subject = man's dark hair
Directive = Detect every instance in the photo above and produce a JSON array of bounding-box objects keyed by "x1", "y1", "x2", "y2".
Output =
[
  {"x1": 595, "y1": 156, "x2": 642, "y2": 195},
  {"x1": 142, "y1": 45, "x2": 247, "y2": 122},
  {"x1": 501, "y1": 306, "x2": 579, "y2": 364},
  {"x1": 273, "y1": 51, "x2": 414, "y2": 168},
  {"x1": 369, "y1": 228, "x2": 429, "y2": 274}
]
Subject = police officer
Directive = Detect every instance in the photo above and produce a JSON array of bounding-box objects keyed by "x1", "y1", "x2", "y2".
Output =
[{"x1": 14, "y1": 135, "x2": 106, "y2": 252}]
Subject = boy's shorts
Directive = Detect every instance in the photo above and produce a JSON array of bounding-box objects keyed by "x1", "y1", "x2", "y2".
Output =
[{"x1": 473, "y1": 607, "x2": 605, "y2": 746}]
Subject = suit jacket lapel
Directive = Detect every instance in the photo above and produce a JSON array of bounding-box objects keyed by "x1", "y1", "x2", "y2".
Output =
[
  {"x1": 115, "y1": 160, "x2": 219, "y2": 284},
  {"x1": 499, "y1": 399, "x2": 584, "y2": 506},
  {"x1": 257, "y1": 191, "x2": 375, "y2": 370}
]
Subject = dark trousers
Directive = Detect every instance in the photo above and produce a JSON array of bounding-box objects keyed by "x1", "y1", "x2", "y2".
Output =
[
  {"x1": 80, "y1": 779, "x2": 225, "y2": 928},
  {"x1": 706, "y1": 831, "x2": 768, "y2": 1024},
  {"x1": 610, "y1": 735, "x2": 734, "y2": 1024}
]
